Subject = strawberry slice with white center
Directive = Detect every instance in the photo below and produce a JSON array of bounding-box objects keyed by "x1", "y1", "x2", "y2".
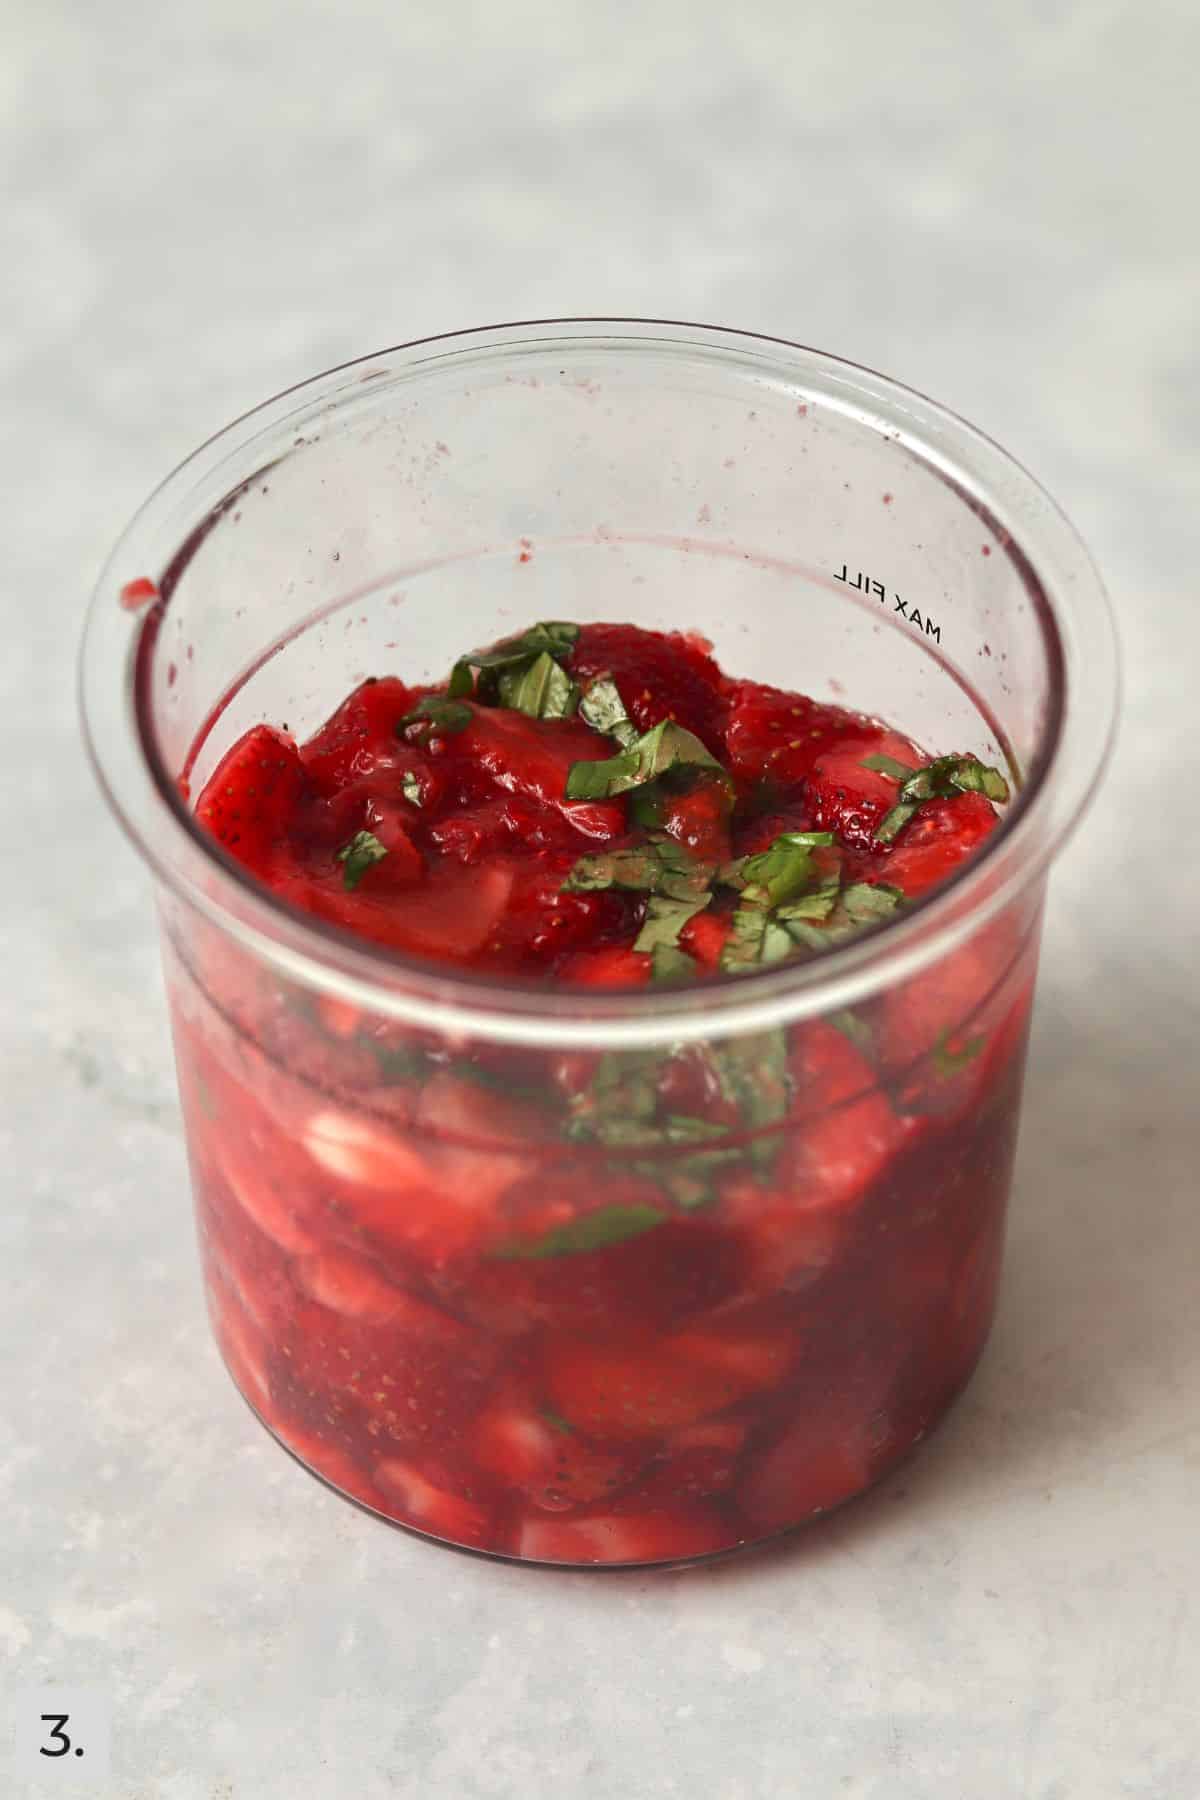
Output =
[
  {"x1": 515, "y1": 1505, "x2": 730, "y2": 1565},
  {"x1": 374, "y1": 1458, "x2": 493, "y2": 1546},
  {"x1": 473, "y1": 1400, "x2": 640, "y2": 1511}
]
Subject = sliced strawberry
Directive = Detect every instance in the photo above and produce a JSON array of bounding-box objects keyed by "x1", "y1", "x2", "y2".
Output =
[
  {"x1": 300, "y1": 677, "x2": 416, "y2": 795},
  {"x1": 723, "y1": 682, "x2": 867, "y2": 786},
  {"x1": 872, "y1": 792, "x2": 998, "y2": 896},
  {"x1": 515, "y1": 1504, "x2": 729, "y2": 1564},
  {"x1": 784, "y1": 1022, "x2": 912, "y2": 1212},
  {"x1": 278, "y1": 1425, "x2": 389, "y2": 1512},
  {"x1": 276, "y1": 856, "x2": 515, "y2": 963},
  {"x1": 545, "y1": 1325, "x2": 781, "y2": 1439},
  {"x1": 557, "y1": 945, "x2": 653, "y2": 986},
  {"x1": 805, "y1": 729, "x2": 924, "y2": 855},
  {"x1": 737, "y1": 1411, "x2": 875, "y2": 1532},
  {"x1": 302, "y1": 1079, "x2": 535, "y2": 1264},
  {"x1": 294, "y1": 1247, "x2": 409, "y2": 1322},
  {"x1": 374, "y1": 1457, "x2": 494, "y2": 1546},
  {"x1": 195, "y1": 725, "x2": 307, "y2": 872},
  {"x1": 209, "y1": 1287, "x2": 274, "y2": 1419},
  {"x1": 447, "y1": 705, "x2": 625, "y2": 842},
  {"x1": 678, "y1": 907, "x2": 731, "y2": 969},
  {"x1": 473, "y1": 1400, "x2": 640, "y2": 1511},
  {"x1": 567, "y1": 623, "x2": 727, "y2": 753},
  {"x1": 654, "y1": 776, "x2": 732, "y2": 865},
  {"x1": 214, "y1": 1125, "x2": 318, "y2": 1256},
  {"x1": 880, "y1": 917, "x2": 1035, "y2": 1120},
  {"x1": 279, "y1": 1294, "x2": 496, "y2": 1457}
]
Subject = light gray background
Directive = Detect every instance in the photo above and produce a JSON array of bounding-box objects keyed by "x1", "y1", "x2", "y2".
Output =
[{"x1": 4, "y1": 2, "x2": 1198, "y2": 1796}]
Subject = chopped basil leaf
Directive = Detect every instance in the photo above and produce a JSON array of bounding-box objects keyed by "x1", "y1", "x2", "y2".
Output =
[
  {"x1": 563, "y1": 836, "x2": 714, "y2": 901},
  {"x1": 737, "y1": 834, "x2": 832, "y2": 908},
  {"x1": 578, "y1": 675, "x2": 639, "y2": 748},
  {"x1": 565, "y1": 718, "x2": 732, "y2": 802},
  {"x1": 840, "y1": 882, "x2": 904, "y2": 922},
  {"x1": 861, "y1": 753, "x2": 916, "y2": 781},
  {"x1": 875, "y1": 753, "x2": 1010, "y2": 842},
  {"x1": 400, "y1": 771, "x2": 423, "y2": 807},
  {"x1": 651, "y1": 943, "x2": 696, "y2": 982},
  {"x1": 932, "y1": 1029, "x2": 986, "y2": 1077},
  {"x1": 708, "y1": 1029, "x2": 790, "y2": 1171},
  {"x1": 875, "y1": 799, "x2": 921, "y2": 843},
  {"x1": 775, "y1": 878, "x2": 841, "y2": 922},
  {"x1": 720, "y1": 904, "x2": 771, "y2": 972},
  {"x1": 830, "y1": 1008, "x2": 875, "y2": 1051},
  {"x1": 450, "y1": 621, "x2": 580, "y2": 697},
  {"x1": 633, "y1": 893, "x2": 710, "y2": 955},
  {"x1": 539, "y1": 1406, "x2": 574, "y2": 1435},
  {"x1": 335, "y1": 829, "x2": 389, "y2": 890},
  {"x1": 492, "y1": 1202, "x2": 666, "y2": 1260},
  {"x1": 496, "y1": 650, "x2": 580, "y2": 720},
  {"x1": 397, "y1": 696, "x2": 473, "y2": 738}
]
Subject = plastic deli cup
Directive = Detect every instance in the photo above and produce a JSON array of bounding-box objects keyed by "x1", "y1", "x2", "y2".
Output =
[{"x1": 80, "y1": 321, "x2": 1118, "y2": 1567}]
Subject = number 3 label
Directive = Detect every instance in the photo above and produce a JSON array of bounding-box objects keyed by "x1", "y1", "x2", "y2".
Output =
[
  {"x1": 40, "y1": 1713, "x2": 74, "y2": 1757},
  {"x1": 12, "y1": 1692, "x2": 111, "y2": 1785}
]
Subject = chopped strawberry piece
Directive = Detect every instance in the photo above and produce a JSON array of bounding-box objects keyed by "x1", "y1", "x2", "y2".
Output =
[
  {"x1": 209, "y1": 1289, "x2": 273, "y2": 1419},
  {"x1": 723, "y1": 682, "x2": 868, "y2": 785},
  {"x1": 473, "y1": 1401, "x2": 640, "y2": 1510},
  {"x1": 374, "y1": 1457, "x2": 494, "y2": 1545},
  {"x1": 654, "y1": 776, "x2": 732, "y2": 864},
  {"x1": 556, "y1": 945, "x2": 653, "y2": 986},
  {"x1": 873, "y1": 792, "x2": 998, "y2": 896},
  {"x1": 300, "y1": 677, "x2": 416, "y2": 795},
  {"x1": 678, "y1": 907, "x2": 731, "y2": 969},
  {"x1": 294, "y1": 1248, "x2": 407, "y2": 1322},
  {"x1": 805, "y1": 730, "x2": 924, "y2": 854},
  {"x1": 195, "y1": 725, "x2": 307, "y2": 872},
  {"x1": 568, "y1": 623, "x2": 727, "y2": 753},
  {"x1": 279, "y1": 1426, "x2": 389, "y2": 1512},
  {"x1": 545, "y1": 1324, "x2": 783, "y2": 1439},
  {"x1": 446, "y1": 705, "x2": 625, "y2": 843},
  {"x1": 737, "y1": 1411, "x2": 875, "y2": 1531},
  {"x1": 515, "y1": 1505, "x2": 729, "y2": 1564},
  {"x1": 301, "y1": 1080, "x2": 535, "y2": 1264}
]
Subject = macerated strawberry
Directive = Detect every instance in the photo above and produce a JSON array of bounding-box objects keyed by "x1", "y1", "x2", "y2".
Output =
[
  {"x1": 568, "y1": 623, "x2": 727, "y2": 752},
  {"x1": 300, "y1": 677, "x2": 416, "y2": 795},
  {"x1": 195, "y1": 725, "x2": 307, "y2": 871},
  {"x1": 545, "y1": 1324, "x2": 783, "y2": 1438},
  {"x1": 473, "y1": 1400, "x2": 640, "y2": 1511},
  {"x1": 374, "y1": 1457, "x2": 494, "y2": 1545},
  {"x1": 556, "y1": 945, "x2": 653, "y2": 986},
  {"x1": 872, "y1": 792, "x2": 998, "y2": 895},
  {"x1": 736, "y1": 1412, "x2": 875, "y2": 1531},
  {"x1": 515, "y1": 1505, "x2": 729, "y2": 1564},
  {"x1": 723, "y1": 682, "x2": 867, "y2": 785},
  {"x1": 678, "y1": 907, "x2": 731, "y2": 968},
  {"x1": 805, "y1": 730, "x2": 924, "y2": 854}
]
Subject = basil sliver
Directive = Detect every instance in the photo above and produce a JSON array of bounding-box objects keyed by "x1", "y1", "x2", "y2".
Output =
[
  {"x1": 491, "y1": 1203, "x2": 667, "y2": 1260},
  {"x1": 565, "y1": 719, "x2": 732, "y2": 802}
]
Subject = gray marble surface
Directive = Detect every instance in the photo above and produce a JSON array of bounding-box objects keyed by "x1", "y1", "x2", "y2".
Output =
[{"x1": 4, "y1": 2, "x2": 1198, "y2": 1794}]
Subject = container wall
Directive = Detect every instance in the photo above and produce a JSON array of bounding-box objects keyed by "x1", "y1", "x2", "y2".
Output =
[{"x1": 162, "y1": 876, "x2": 1043, "y2": 1564}]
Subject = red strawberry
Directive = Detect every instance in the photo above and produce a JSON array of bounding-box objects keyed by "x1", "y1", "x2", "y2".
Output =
[
  {"x1": 514, "y1": 1504, "x2": 729, "y2": 1565},
  {"x1": 473, "y1": 1400, "x2": 641, "y2": 1510},
  {"x1": 737, "y1": 1411, "x2": 875, "y2": 1532},
  {"x1": 195, "y1": 725, "x2": 307, "y2": 872},
  {"x1": 278, "y1": 1294, "x2": 496, "y2": 1457},
  {"x1": 278, "y1": 1425, "x2": 389, "y2": 1512},
  {"x1": 805, "y1": 730, "x2": 924, "y2": 854},
  {"x1": 300, "y1": 677, "x2": 416, "y2": 795},
  {"x1": 545, "y1": 1319, "x2": 794, "y2": 1439},
  {"x1": 444, "y1": 704, "x2": 625, "y2": 843},
  {"x1": 654, "y1": 776, "x2": 732, "y2": 864},
  {"x1": 678, "y1": 908, "x2": 731, "y2": 969},
  {"x1": 723, "y1": 682, "x2": 868, "y2": 785},
  {"x1": 872, "y1": 792, "x2": 998, "y2": 896},
  {"x1": 374, "y1": 1457, "x2": 494, "y2": 1546},
  {"x1": 556, "y1": 945, "x2": 653, "y2": 986},
  {"x1": 567, "y1": 623, "x2": 727, "y2": 753},
  {"x1": 301, "y1": 1076, "x2": 536, "y2": 1265}
]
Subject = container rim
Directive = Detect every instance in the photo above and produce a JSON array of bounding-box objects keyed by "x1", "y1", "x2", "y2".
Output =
[{"x1": 79, "y1": 318, "x2": 1120, "y2": 1048}]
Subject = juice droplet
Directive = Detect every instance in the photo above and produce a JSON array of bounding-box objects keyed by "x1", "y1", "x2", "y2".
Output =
[{"x1": 119, "y1": 576, "x2": 160, "y2": 611}]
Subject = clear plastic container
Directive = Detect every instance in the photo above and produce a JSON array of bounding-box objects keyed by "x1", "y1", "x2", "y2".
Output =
[{"x1": 80, "y1": 321, "x2": 1118, "y2": 1566}]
